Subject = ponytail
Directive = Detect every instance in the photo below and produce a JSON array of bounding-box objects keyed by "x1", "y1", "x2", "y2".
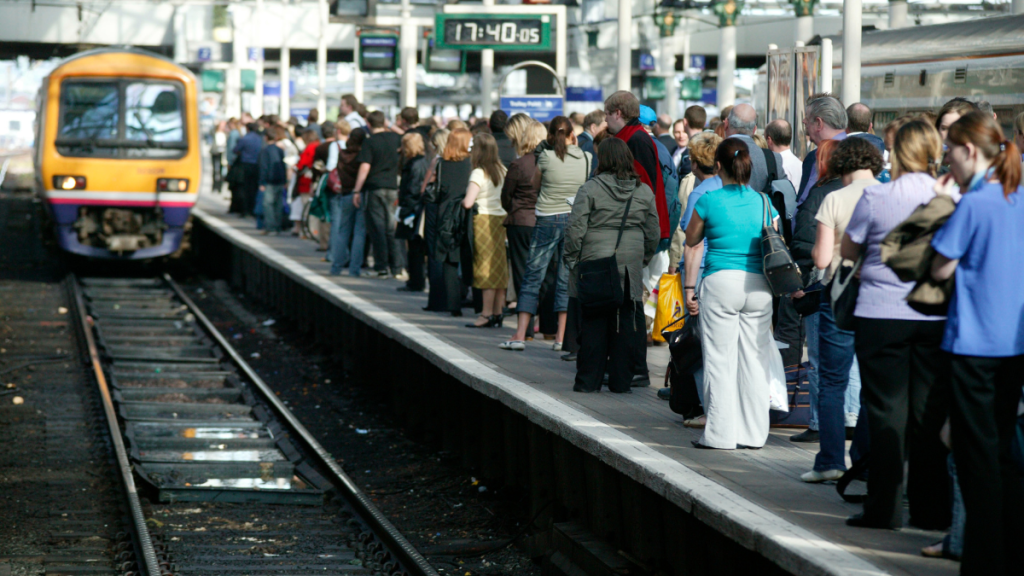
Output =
[
  {"x1": 992, "y1": 140, "x2": 1022, "y2": 199},
  {"x1": 547, "y1": 116, "x2": 573, "y2": 162},
  {"x1": 948, "y1": 111, "x2": 1022, "y2": 199}
]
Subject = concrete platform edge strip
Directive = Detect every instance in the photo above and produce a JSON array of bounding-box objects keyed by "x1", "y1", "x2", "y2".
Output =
[{"x1": 193, "y1": 208, "x2": 888, "y2": 576}]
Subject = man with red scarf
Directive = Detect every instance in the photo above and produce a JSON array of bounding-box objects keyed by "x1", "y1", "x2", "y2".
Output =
[{"x1": 604, "y1": 91, "x2": 669, "y2": 241}]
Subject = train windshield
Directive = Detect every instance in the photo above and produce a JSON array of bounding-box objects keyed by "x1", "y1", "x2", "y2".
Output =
[{"x1": 57, "y1": 79, "x2": 186, "y2": 159}]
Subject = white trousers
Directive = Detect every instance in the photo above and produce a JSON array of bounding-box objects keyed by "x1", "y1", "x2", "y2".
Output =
[{"x1": 697, "y1": 270, "x2": 778, "y2": 449}]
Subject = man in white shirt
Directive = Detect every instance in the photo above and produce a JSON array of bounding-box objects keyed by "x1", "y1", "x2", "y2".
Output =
[
  {"x1": 340, "y1": 94, "x2": 366, "y2": 131},
  {"x1": 765, "y1": 119, "x2": 803, "y2": 191}
]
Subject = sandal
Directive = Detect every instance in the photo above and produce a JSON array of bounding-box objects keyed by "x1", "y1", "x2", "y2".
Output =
[{"x1": 683, "y1": 416, "x2": 707, "y2": 428}]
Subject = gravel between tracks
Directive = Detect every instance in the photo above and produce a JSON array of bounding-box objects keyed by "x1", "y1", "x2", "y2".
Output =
[{"x1": 181, "y1": 276, "x2": 545, "y2": 576}]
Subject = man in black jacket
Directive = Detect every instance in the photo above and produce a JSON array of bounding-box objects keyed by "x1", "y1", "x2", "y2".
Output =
[{"x1": 490, "y1": 110, "x2": 517, "y2": 168}]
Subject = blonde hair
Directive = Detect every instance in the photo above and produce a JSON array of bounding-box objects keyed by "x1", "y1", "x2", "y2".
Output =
[
  {"x1": 335, "y1": 118, "x2": 352, "y2": 138},
  {"x1": 517, "y1": 122, "x2": 547, "y2": 157},
  {"x1": 688, "y1": 132, "x2": 723, "y2": 173},
  {"x1": 752, "y1": 134, "x2": 768, "y2": 149},
  {"x1": 401, "y1": 132, "x2": 425, "y2": 159},
  {"x1": 1014, "y1": 110, "x2": 1024, "y2": 140},
  {"x1": 891, "y1": 119, "x2": 943, "y2": 179},
  {"x1": 503, "y1": 113, "x2": 534, "y2": 153},
  {"x1": 442, "y1": 128, "x2": 471, "y2": 162},
  {"x1": 430, "y1": 128, "x2": 450, "y2": 157},
  {"x1": 447, "y1": 119, "x2": 468, "y2": 132}
]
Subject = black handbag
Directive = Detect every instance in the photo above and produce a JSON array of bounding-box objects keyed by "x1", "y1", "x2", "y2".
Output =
[
  {"x1": 577, "y1": 195, "x2": 633, "y2": 309},
  {"x1": 661, "y1": 314, "x2": 702, "y2": 378},
  {"x1": 829, "y1": 257, "x2": 862, "y2": 331},
  {"x1": 759, "y1": 192, "x2": 804, "y2": 296}
]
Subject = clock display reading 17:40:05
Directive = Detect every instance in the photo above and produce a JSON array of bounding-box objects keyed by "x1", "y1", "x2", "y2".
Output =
[{"x1": 435, "y1": 14, "x2": 551, "y2": 51}]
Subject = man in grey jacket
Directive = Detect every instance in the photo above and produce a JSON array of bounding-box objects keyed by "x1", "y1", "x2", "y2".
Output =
[{"x1": 723, "y1": 103, "x2": 782, "y2": 193}]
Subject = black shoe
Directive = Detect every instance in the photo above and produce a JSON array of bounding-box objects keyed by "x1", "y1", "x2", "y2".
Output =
[
  {"x1": 846, "y1": 513, "x2": 900, "y2": 531},
  {"x1": 465, "y1": 315, "x2": 502, "y2": 328},
  {"x1": 691, "y1": 440, "x2": 715, "y2": 450},
  {"x1": 657, "y1": 387, "x2": 671, "y2": 400},
  {"x1": 845, "y1": 426, "x2": 856, "y2": 440},
  {"x1": 561, "y1": 352, "x2": 577, "y2": 362},
  {"x1": 451, "y1": 310, "x2": 463, "y2": 317},
  {"x1": 631, "y1": 374, "x2": 651, "y2": 387},
  {"x1": 737, "y1": 444, "x2": 763, "y2": 450},
  {"x1": 790, "y1": 429, "x2": 820, "y2": 443},
  {"x1": 608, "y1": 388, "x2": 632, "y2": 394},
  {"x1": 573, "y1": 385, "x2": 599, "y2": 393},
  {"x1": 491, "y1": 314, "x2": 504, "y2": 327}
]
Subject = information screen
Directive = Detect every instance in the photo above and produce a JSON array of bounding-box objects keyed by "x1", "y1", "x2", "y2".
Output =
[
  {"x1": 435, "y1": 14, "x2": 551, "y2": 51},
  {"x1": 359, "y1": 35, "x2": 398, "y2": 72},
  {"x1": 427, "y1": 42, "x2": 465, "y2": 74}
]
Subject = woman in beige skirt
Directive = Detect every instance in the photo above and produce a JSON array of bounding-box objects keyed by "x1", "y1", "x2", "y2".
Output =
[{"x1": 462, "y1": 133, "x2": 509, "y2": 328}]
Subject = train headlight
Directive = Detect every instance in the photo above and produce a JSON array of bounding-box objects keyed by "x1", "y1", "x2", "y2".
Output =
[
  {"x1": 157, "y1": 178, "x2": 189, "y2": 192},
  {"x1": 53, "y1": 176, "x2": 86, "y2": 190}
]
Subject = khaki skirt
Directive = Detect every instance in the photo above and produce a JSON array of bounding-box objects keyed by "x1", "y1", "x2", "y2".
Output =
[{"x1": 472, "y1": 214, "x2": 509, "y2": 290}]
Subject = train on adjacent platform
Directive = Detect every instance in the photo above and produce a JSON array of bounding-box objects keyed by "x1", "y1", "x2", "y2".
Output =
[{"x1": 34, "y1": 47, "x2": 200, "y2": 259}]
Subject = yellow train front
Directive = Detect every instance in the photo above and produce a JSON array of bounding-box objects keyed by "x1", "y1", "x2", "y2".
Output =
[{"x1": 36, "y1": 47, "x2": 201, "y2": 259}]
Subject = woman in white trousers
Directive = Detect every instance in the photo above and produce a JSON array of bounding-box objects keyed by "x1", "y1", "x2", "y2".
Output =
[{"x1": 684, "y1": 136, "x2": 782, "y2": 450}]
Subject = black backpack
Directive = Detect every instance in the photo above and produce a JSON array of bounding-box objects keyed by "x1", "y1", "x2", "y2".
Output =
[{"x1": 762, "y1": 148, "x2": 797, "y2": 246}]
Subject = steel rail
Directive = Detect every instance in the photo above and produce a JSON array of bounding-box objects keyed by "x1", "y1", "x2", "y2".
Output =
[
  {"x1": 164, "y1": 273, "x2": 439, "y2": 576},
  {"x1": 68, "y1": 275, "x2": 163, "y2": 576}
]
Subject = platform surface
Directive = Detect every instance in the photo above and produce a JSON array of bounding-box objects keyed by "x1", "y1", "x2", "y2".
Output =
[{"x1": 193, "y1": 191, "x2": 955, "y2": 576}]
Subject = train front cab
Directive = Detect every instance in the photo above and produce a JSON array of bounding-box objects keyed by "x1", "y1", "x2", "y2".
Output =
[{"x1": 38, "y1": 49, "x2": 200, "y2": 259}]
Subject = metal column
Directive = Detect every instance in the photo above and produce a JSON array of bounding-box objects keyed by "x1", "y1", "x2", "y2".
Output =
[
  {"x1": 481, "y1": 0, "x2": 495, "y2": 117},
  {"x1": 253, "y1": 0, "x2": 265, "y2": 117},
  {"x1": 317, "y1": 0, "x2": 328, "y2": 119},
  {"x1": 888, "y1": 0, "x2": 908, "y2": 29},
  {"x1": 400, "y1": 0, "x2": 417, "y2": 108},
  {"x1": 281, "y1": 1, "x2": 290, "y2": 121},
  {"x1": 841, "y1": 0, "x2": 861, "y2": 106},
  {"x1": 796, "y1": 16, "x2": 813, "y2": 44},
  {"x1": 717, "y1": 24, "x2": 735, "y2": 108},
  {"x1": 617, "y1": 0, "x2": 632, "y2": 92}
]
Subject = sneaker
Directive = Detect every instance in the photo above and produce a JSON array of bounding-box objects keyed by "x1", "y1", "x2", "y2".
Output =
[
  {"x1": 393, "y1": 270, "x2": 409, "y2": 282},
  {"x1": 560, "y1": 352, "x2": 577, "y2": 362},
  {"x1": 552, "y1": 341, "x2": 563, "y2": 351},
  {"x1": 656, "y1": 387, "x2": 671, "y2": 400},
  {"x1": 362, "y1": 270, "x2": 390, "y2": 278},
  {"x1": 498, "y1": 340, "x2": 525, "y2": 351},
  {"x1": 790, "y1": 429, "x2": 820, "y2": 443},
  {"x1": 800, "y1": 469, "x2": 844, "y2": 483}
]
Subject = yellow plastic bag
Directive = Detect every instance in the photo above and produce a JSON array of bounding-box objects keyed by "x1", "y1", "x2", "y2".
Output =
[{"x1": 652, "y1": 273, "x2": 685, "y2": 342}]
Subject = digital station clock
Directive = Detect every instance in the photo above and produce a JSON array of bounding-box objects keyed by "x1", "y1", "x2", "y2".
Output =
[{"x1": 434, "y1": 14, "x2": 552, "y2": 51}]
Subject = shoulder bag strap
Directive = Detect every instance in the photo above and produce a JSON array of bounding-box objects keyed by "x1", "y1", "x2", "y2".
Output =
[
  {"x1": 760, "y1": 192, "x2": 770, "y2": 228},
  {"x1": 613, "y1": 195, "x2": 635, "y2": 252}
]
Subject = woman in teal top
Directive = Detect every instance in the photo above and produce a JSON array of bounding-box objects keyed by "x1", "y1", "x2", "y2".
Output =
[{"x1": 683, "y1": 138, "x2": 782, "y2": 450}]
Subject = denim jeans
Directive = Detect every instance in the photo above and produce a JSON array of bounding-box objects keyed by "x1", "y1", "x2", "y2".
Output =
[
  {"x1": 805, "y1": 311, "x2": 820, "y2": 430},
  {"x1": 329, "y1": 194, "x2": 365, "y2": 276},
  {"x1": 516, "y1": 213, "x2": 570, "y2": 316},
  {"x1": 814, "y1": 299, "x2": 857, "y2": 472},
  {"x1": 262, "y1": 184, "x2": 284, "y2": 232},
  {"x1": 845, "y1": 355, "x2": 862, "y2": 427}
]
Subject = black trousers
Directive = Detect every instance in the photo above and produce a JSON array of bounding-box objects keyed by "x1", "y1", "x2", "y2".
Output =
[
  {"x1": 442, "y1": 261, "x2": 462, "y2": 314},
  {"x1": 211, "y1": 152, "x2": 223, "y2": 193},
  {"x1": 406, "y1": 234, "x2": 427, "y2": 291},
  {"x1": 424, "y1": 204, "x2": 447, "y2": 311},
  {"x1": 563, "y1": 296, "x2": 582, "y2": 353},
  {"x1": 242, "y1": 163, "x2": 259, "y2": 216},
  {"x1": 507, "y1": 224, "x2": 557, "y2": 337},
  {"x1": 775, "y1": 295, "x2": 804, "y2": 368},
  {"x1": 854, "y1": 318, "x2": 951, "y2": 529},
  {"x1": 950, "y1": 354, "x2": 1024, "y2": 576},
  {"x1": 575, "y1": 279, "x2": 645, "y2": 393}
]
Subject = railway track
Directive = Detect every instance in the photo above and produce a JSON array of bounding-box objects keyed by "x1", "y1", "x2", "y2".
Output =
[{"x1": 69, "y1": 274, "x2": 438, "y2": 576}]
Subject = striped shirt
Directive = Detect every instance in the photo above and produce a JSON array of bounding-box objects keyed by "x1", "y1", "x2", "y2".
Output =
[{"x1": 845, "y1": 172, "x2": 959, "y2": 321}]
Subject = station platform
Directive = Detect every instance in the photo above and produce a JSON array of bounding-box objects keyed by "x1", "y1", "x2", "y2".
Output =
[{"x1": 191, "y1": 191, "x2": 956, "y2": 576}]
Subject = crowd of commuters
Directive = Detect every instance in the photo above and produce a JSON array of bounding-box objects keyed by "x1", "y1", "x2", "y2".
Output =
[{"x1": 217, "y1": 91, "x2": 1024, "y2": 576}]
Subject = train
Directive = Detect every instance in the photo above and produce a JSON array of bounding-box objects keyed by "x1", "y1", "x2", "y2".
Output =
[
  {"x1": 757, "y1": 14, "x2": 1024, "y2": 146},
  {"x1": 35, "y1": 47, "x2": 200, "y2": 259}
]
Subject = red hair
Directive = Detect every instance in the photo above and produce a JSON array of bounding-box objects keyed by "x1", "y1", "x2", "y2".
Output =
[
  {"x1": 815, "y1": 139, "x2": 841, "y2": 184},
  {"x1": 948, "y1": 111, "x2": 1022, "y2": 198}
]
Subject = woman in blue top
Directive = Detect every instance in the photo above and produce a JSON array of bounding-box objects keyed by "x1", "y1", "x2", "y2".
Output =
[
  {"x1": 684, "y1": 138, "x2": 781, "y2": 450},
  {"x1": 930, "y1": 111, "x2": 1024, "y2": 576}
]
